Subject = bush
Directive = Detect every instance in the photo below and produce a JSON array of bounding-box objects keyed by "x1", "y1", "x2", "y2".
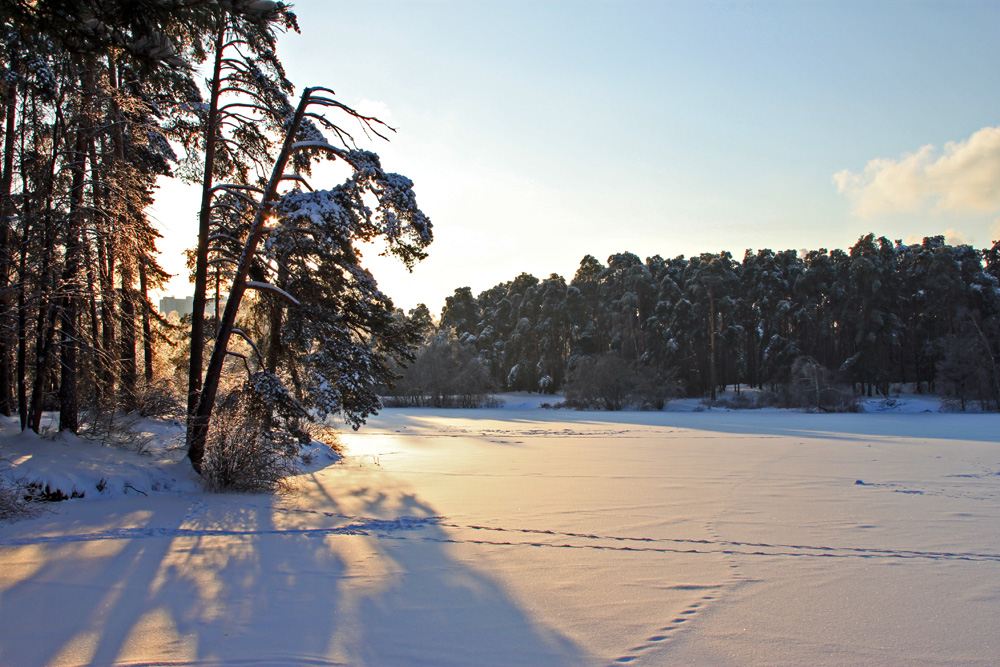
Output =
[
  {"x1": 385, "y1": 328, "x2": 497, "y2": 408},
  {"x1": 563, "y1": 354, "x2": 635, "y2": 410},
  {"x1": 302, "y1": 423, "x2": 345, "y2": 461},
  {"x1": 0, "y1": 459, "x2": 42, "y2": 523},
  {"x1": 382, "y1": 393, "x2": 500, "y2": 408},
  {"x1": 78, "y1": 408, "x2": 154, "y2": 454},
  {"x1": 200, "y1": 374, "x2": 309, "y2": 493},
  {"x1": 782, "y1": 357, "x2": 859, "y2": 412},
  {"x1": 134, "y1": 379, "x2": 185, "y2": 419},
  {"x1": 562, "y1": 354, "x2": 682, "y2": 411},
  {"x1": 710, "y1": 391, "x2": 768, "y2": 410},
  {"x1": 77, "y1": 379, "x2": 183, "y2": 454},
  {"x1": 633, "y1": 366, "x2": 681, "y2": 410}
]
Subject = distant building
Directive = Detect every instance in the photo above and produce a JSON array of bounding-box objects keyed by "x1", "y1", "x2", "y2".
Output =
[
  {"x1": 158, "y1": 295, "x2": 228, "y2": 319},
  {"x1": 159, "y1": 295, "x2": 194, "y2": 318}
]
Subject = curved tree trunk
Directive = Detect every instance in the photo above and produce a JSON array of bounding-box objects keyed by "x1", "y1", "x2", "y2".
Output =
[{"x1": 187, "y1": 89, "x2": 312, "y2": 473}]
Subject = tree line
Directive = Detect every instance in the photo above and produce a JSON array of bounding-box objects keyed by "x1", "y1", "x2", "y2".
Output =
[
  {"x1": 1, "y1": 1, "x2": 431, "y2": 488},
  {"x1": 400, "y1": 234, "x2": 1000, "y2": 410}
]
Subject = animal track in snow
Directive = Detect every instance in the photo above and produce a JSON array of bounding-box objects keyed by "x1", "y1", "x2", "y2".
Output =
[
  {"x1": 609, "y1": 593, "x2": 719, "y2": 665},
  {"x1": 10, "y1": 502, "x2": 1000, "y2": 566},
  {"x1": 856, "y1": 475, "x2": 1000, "y2": 503}
]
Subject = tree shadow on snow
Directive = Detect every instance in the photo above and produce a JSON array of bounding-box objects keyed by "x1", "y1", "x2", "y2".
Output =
[
  {"x1": 352, "y1": 490, "x2": 585, "y2": 666},
  {"x1": 0, "y1": 477, "x2": 590, "y2": 666}
]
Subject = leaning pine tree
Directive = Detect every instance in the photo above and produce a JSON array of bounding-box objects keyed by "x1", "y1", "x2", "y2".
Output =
[
  {"x1": 260, "y1": 149, "x2": 430, "y2": 428},
  {"x1": 186, "y1": 87, "x2": 432, "y2": 481}
]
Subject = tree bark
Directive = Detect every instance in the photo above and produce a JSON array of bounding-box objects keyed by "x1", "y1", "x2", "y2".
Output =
[
  {"x1": 59, "y1": 64, "x2": 94, "y2": 433},
  {"x1": 27, "y1": 95, "x2": 67, "y2": 433},
  {"x1": 85, "y1": 139, "x2": 104, "y2": 403},
  {"x1": 264, "y1": 262, "x2": 288, "y2": 373},
  {"x1": 97, "y1": 231, "x2": 116, "y2": 403},
  {"x1": 102, "y1": 55, "x2": 128, "y2": 406},
  {"x1": 0, "y1": 81, "x2": 17, "y2": 415},
  {"x1": 188, "y1": 22, "x2": 226, "y2": 420},
  {"x1": 139, "y1": 263, "x2": 154, "y2": 383},
  {"x1": 119, "y1": 264, "x2": 137, "y2": 411},
  {"x1": 708, "y1": 289, "x2": 717, "y2": 403}
]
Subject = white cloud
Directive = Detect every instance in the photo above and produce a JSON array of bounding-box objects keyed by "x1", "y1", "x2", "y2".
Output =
[
  {"x1": 945, "y1": 228, "x2": 969, "y2": 246},
  {"x1": 834, "y1": 126, "x2": 1000, "y2": 218},
  {"x1": 903, "y1": 229, "x2": 970, "y2": 246}
]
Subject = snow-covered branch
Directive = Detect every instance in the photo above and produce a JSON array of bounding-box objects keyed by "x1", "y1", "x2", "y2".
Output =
[
  {"x1": 245, "y1": 281, "x2": 302, "y2": 307},
  {"x1": 211, "y1": 183, "x2": 265, "y2": 195},
  {"x1": 209, "y1": 185, "x2": 262, "y2": 208},
  {"x1": 291, "y1": 140, "x2": 347, "y2": 156}
]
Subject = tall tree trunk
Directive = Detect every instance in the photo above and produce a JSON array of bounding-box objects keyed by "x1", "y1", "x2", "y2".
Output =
[
  {"x1": 139, "y1": 262, "x2": 154, "y2": 383},
  {"x1": 188, "y1": 22, "x2": 226, "y2": 420},
  {"x1": 98, "y1": 232, "x2": 116, "y2": 402},
  {"x1": 59, "y1": 64, "x2": 94, "y2": 433},
  {"x1": 83, "y1": 236, "x2": 102, "y2": 399},
  {"x1": 709, "y1": 289, "x2": 717, "y2": 403},
  {"x1": 28, "y1": 205, "x2": 60, "y2": 433},
  {"x1": 103, "y1": 56, "x2": 128, "y2": 406},
  {"x1": 27, "y1": 98, "x2": 67, "y2": 433},
  {"x1": 16, "y1": 229, "x2": 27, "y2": 430},
  {"x1": 85, "y1": 139, "x2": 104, "y2": 403},
  {"x1": 0, "y1": 81, "x2": 16, "y2": 415},
  {"x1": 58, "y1": 254, "x2": 80, "y2": 432},
  {"x1": 119, "y1": 264, "x2": 137, "y2": 411},
  {"x1": 28, "y1": 265, "x2": 59, "y2": 434},
  {"x1": 214, "y1": 270, "x2": 221, "y2": 329},
  {"x1": 264, "y1": 262, "x2": 288, "y2": 373}
]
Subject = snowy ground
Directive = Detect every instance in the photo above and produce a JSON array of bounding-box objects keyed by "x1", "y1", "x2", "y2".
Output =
[{"x1": 1, "y1": 395, "x2": 999, "y2": 666}]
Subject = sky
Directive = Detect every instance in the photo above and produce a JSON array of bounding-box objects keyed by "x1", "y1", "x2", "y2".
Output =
[{"x1": 148, "y1": 0, "x2": 1000, "y2": 315}]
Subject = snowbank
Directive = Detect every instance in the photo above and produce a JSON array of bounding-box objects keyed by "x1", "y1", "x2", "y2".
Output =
[{"x1": 0, "y1": 416, "x2": 200, "y2": 501}]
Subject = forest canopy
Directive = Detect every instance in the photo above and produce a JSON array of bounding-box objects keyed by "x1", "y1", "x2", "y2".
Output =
[{"x1": 398, "y1": 234, "x2": 1000, "y2": 412}]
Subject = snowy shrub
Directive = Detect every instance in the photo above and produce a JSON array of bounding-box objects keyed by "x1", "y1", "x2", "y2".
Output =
[
  {"x1": 782, "y1": 357, "x2": 859, "y2": 412},
  {"x1": 201, "y1": 373, "x2": 309, "y2": 493},
  {"x1": 711, "y1": 392, "x2": 753, "y2": 410},
  {"x1": 632, "y1": 366, "x2": 681, "y2": 411},
  {"x1": 133, "y1": 379, "x2": 185, "y2": 419},
  {"x1": 563, "y1": 354, "x2": 636, "y2": 411},
  {"x1": 386, "y1": 328, "x2": 497, "y2": 408},
  {"x1": 78, "y1": 409, "x2": 154, "y2": 455},
  {"x1": 710, "y1": 390, "x2": 779, "y2": 410},
  {"x1": 0, "y1": 459, "x2": 41, "y2": 523}
]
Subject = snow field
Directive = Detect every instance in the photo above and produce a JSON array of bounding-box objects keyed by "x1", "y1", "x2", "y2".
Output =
[{"x1": 0, "y1": 405, "x2": 999, "y2": 665}]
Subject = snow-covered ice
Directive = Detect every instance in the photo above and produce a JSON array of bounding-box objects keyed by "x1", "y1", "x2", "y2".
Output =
[{"x1": 1, "y1": 399, "x2": 999, "y2": 666}]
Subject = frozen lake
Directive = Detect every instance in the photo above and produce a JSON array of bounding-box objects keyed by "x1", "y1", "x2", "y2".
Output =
[{"x1": 2, "y1": 406, "x2": 999, "y2": 665}]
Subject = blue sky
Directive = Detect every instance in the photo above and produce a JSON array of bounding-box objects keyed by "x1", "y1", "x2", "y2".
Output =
[{"x1": 151, "y1": 1, "x2": 1000, "y2": 313}]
